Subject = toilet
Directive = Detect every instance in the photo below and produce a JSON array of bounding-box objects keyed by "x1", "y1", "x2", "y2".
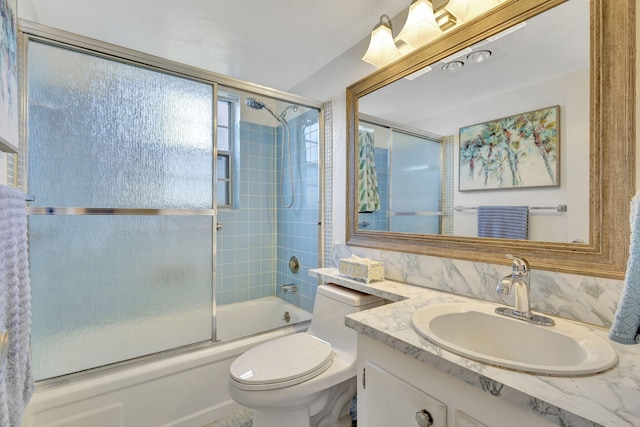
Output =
[{"x1": 228, "y1": 283, "x2": 383, "y2": 427}]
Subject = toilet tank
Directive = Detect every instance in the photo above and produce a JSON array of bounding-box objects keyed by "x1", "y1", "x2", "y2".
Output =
[{"x1": 307, "y1": 283, "x2": 383, "y2": 353}]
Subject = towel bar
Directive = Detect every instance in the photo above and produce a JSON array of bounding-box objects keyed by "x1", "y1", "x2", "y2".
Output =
[
  {"x1": 26, "y1": 207, "x2": 215, "y2": 216},
  {"x1": 454, "y1": 204, "x2": 567, "y2": 213},
  {"x1": 391, "y1": 211, "x2": 444, "y2": 216}
]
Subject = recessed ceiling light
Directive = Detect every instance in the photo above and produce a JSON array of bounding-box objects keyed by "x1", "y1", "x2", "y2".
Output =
[
  {"x1": 440, "y1": 47, "x2": 473, "y2": 63},
  {"x1": 441, "y1": 61, "x2": 464, "y2": 71},
  {"x1": 467, "y1": 50, "x2": 492, "y2": 64}
]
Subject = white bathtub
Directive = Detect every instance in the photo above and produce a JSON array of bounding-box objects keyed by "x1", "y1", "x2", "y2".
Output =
[
  {"x1": 217, "y1": 296, "x2": 311, "y2": 341},
  {"x1": 21, "y1": 297, "x2": 311, "y2": 427}
]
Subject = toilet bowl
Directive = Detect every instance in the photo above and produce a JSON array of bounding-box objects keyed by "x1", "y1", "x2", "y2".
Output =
[{"x1": 228, "y1": 283, "x2": 383, "y2": 427}]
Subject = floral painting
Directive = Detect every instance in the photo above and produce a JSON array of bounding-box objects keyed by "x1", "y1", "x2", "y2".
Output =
[
  {"x1": 459, "y1": 106, "x2": 559, "y2": 191},
  {"x1": 0, "y1": 0, "x2": 18, "y2": 152}
]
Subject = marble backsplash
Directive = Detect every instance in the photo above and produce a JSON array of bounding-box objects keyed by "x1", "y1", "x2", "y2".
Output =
[{"x1": 332, "y1": 243, "x2": 624, "y2": 328}]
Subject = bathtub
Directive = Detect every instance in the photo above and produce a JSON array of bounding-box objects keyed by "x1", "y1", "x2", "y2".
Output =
[
  {"x1": 21, "y1": 297, "x2": 311, "y2": 427},
  {"x1": 217, "y1": 296, "x2": 311, "y2": 341}
]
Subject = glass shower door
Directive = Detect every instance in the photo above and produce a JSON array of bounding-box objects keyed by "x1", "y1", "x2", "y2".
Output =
[
  {"x1": 26, "y1": 41, "x2": 215, "y2": 380},
  {"x1": 389, "y1": 131, "x2": 442, "y2": 234}
]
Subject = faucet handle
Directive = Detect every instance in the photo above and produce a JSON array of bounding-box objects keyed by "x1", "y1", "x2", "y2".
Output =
[{"x1": 506, "y1": 254, "x2": 529, "y2": 275}]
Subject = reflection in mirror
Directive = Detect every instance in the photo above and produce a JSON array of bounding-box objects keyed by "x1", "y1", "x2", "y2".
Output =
[
  {"x1": 357, "y1": 118, "x2": 446, "y2": 234},
  {"x1": 357, "y1": 0, "x2": 589, "y2": 243}
]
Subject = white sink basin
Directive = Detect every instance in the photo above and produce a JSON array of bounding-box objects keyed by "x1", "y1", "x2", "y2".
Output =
[{"x1": 412, "y1": 302, "x2": 617, "y2": 376}]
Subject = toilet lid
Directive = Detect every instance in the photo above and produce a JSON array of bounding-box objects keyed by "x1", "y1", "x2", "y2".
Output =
[{"x1": 230, "y1": 333, "x2": 334, "y2": 390}]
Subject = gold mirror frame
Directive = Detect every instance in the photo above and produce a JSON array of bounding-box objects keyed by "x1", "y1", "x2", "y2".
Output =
[{"x1": 346, "y1": 0, "x2": 635, "y2": 279}]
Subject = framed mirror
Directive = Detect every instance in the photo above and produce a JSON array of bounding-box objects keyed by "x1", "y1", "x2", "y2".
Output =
[{"x1": 346, "y1": 0, "x2": 634, "y2": 279}]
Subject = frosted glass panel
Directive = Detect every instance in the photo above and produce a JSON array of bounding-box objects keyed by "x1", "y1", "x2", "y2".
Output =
[
  {"x1": 26, "y1": 40, "x2": 216, "y2": 380},
  {"x1": 390, "y1": 132, "x2": 441, "y2": 234},
  {"x1": 27, "y1": 41, "x2": 213, "y2": 209},
  {"x1": 29, "y1": 215, "x2": 213, "y2": 380}
]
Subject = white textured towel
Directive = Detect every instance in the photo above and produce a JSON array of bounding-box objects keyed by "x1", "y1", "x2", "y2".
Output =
[{"x1": 0, "y1": 185, "x2": 34, "y2": 426}]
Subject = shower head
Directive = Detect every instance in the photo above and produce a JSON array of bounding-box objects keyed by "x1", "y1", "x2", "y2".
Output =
[
  {"x1": 245, "y1": 97, "x2": 282, "y2": 122},
  {"x1": 245, "y1": 98, "x2": 266, "y2": 110},
  {"x1": 245, "y1": 97, "x2": 298, "y2": 124}
]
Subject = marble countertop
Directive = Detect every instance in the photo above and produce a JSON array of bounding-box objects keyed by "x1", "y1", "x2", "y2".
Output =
[{"x1": 310, "y1": 267, "x2": 640, "y2": 427}]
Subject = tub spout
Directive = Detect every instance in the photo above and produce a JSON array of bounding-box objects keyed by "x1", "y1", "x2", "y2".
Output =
[{"x1": 281, "y1": 284, "x2": 297, "y2": 293}]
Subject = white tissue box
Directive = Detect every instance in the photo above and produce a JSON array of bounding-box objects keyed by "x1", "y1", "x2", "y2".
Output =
[{"x1": 339, "y1": 256, "x2": 384, "y2": 283}]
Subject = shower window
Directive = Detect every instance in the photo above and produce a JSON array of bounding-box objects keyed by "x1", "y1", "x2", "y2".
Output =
[
  {"x1": 304, "y1": 122, "x2": 319, "y2": 207},
  {"x1": 305, "y1": 122, "x2": 319, "y2": 163},
  {"x1": 217, "y1": 98, "x2": 234, "y2": 207},
  {"x1": 26, "y1": 40, "x2": 215, "y2": 380}
]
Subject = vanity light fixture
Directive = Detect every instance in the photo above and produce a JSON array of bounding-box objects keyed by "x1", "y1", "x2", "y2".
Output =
[
  {"x1": 466, "y1": 49, "x2": 491, "y2": 64},
  {"x1": 363, "y1": 0, "x2": 508, "y2": 68},
  {"x1": 433, "y1": 6, "x2": 458, "y2": 31},
  {"x1": 394, "y1": 0, "x2": 443, "y2": 51},
  {"x1": 362, "y1": 14, "x2": 403, "y2": 68},
  {"x1": 441, "y1": 60, "x2": 464, "y2": 71}
]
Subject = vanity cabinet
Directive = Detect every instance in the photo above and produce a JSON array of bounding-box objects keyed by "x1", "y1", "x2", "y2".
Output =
[
  {"x1": 356, "y1": 335, "x2": 559, "y2": 427},
  {"x1": 363, "y1": 361, "x2": 448, "y2": 427}
]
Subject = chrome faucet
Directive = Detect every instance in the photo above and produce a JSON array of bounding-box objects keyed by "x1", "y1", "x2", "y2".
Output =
[
  {"x1": 281, "y1": 284, "x2": 297, "y2": 293},
  {"x1": 495, "y1": 255, "x2": 554, "y2": 326},
  {"x1": 496, "y1": 254, "x2": 531, "y2": 317}
]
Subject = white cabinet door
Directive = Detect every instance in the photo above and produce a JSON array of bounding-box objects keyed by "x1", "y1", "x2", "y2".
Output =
[
  {"x1": 363, "y1": 361, "x2": 447, "y2": 427},
  {"x1": 454, "y1": 410, "x2": 487, "y2": 427},
  {"x1": 357, "y1": 335, "x2": 562, "y2": 427}
]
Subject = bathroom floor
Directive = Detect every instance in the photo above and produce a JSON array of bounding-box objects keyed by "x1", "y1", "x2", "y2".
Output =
[
  {"x1": 204, "y1": 409, "x2": 253, "y2": 427},
  {"x1": 204, "y1": 409, "x2": 358, "y2": 427},
  {"x1": 205, "y1": 397, "x2": 359, "y2": 426}
]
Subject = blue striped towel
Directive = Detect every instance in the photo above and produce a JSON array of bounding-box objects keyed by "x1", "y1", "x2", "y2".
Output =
[
  {"x1": 477, "y1": 206, "x2": 529, "y2": 240},
  {"x1": 609, "y1": 194, "x2": 640, "y2": 344}
]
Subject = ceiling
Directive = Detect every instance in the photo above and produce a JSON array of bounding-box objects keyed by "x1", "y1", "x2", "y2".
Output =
[{"x1": 18, "y1": 0, "x2": 410, "y2": 93}]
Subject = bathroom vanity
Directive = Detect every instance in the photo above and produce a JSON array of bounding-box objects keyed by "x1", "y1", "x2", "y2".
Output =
[
  {"x1": 357, "y1": 336, "x2": 561, "y2": 427},
  {"x1": 310, "y1": 268, "x2": 640, "y2": 427}
]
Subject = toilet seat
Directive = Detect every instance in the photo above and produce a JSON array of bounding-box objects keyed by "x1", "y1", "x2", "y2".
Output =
[{"x1": 230, "y1": 333, "x2": 334, "y2": 391}]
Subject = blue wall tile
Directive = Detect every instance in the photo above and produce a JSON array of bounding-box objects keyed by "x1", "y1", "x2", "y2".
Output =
[{"x1": 216, "y1": 113, "x2": 319, "y2": 312}]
